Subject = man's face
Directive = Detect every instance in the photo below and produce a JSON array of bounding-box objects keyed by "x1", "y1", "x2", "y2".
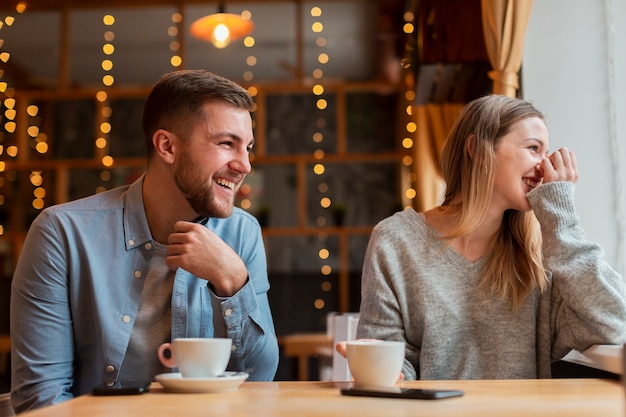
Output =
[{"x1": 173, "y1": 101, "x2": 254, "y2": 218}]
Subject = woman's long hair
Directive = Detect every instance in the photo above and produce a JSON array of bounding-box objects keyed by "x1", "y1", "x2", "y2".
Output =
[{"x1": 438, "y1": 94, "x2": 548, "y2": 309}]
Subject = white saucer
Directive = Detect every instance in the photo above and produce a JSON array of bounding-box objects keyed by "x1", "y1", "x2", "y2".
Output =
[{"x1": 155, "y1": 372, "x2": 249, "y2": 393}]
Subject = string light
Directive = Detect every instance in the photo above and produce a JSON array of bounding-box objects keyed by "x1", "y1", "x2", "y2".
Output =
[
  {"x1": 0, "y1": 3, "x2": 26, "y2": 232},
  {"x1": 239, "y1": 9, "x2": 257, "y2": 214},
  {"x1": 97, "y1": 14, "x2": 115, "y2": 189},
  {"x1": 310, "y1": 5, "x2": 333, "y2": 312},
  {"x1": 401, "y1": 7, "x2": 417, "y2": 208},
  {"x1": 169, "y1": 12, "x2": 183, "y2": 68}
]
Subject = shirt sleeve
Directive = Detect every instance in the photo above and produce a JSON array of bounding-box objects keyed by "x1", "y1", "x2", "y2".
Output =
[
  {"x1": 10, "y1": 212, "x2": 75, "y2": 413},
  {"x1": 528, "y1": 181, "x2": 626, "y2": 359},
  {"x1": 206, "y1": 213, "x2": 279, "y2": 381}
]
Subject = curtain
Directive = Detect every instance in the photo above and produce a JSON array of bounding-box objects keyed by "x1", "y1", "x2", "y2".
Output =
[
  {"x1": 412, "y1": 103, "x2": 465, "y2": 212},
  {"x1": 481, "y1": 0, "x2": 534, "y2": 97}
]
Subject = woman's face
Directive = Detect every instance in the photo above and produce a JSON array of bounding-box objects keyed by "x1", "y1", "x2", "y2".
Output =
[{"x1": 491, "y1": 116, "x2": 549, "y2": 213}]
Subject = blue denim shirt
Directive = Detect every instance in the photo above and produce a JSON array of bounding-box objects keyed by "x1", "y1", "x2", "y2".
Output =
[{"x1": 10, "y1": 176, "x2": 278, "y2": 413}]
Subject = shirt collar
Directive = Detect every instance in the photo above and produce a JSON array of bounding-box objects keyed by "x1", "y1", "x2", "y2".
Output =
[{"x1": 123, "y1": 174, "x2": 153, "y2": 250}]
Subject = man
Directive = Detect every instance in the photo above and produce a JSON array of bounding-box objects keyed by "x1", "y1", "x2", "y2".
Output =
[{"x1": 10, "y1": 70, "x2": 278, "y2": 413}]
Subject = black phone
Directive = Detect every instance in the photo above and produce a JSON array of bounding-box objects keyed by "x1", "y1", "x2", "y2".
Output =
[
  {"x1": 92, "y1": 380, "x2": 151, "y2": 396},
  {"x1": 340, "y1": 387, "x2": 463, "y2": 400}
]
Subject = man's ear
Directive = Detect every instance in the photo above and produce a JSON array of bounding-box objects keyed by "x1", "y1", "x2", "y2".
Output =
[{"x1": 152, "y1": 129, "x2": 176, "y2": 164}]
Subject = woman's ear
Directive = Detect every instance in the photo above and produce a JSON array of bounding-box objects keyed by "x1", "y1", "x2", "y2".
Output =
[
  {"x1": 152, "y1": 129, "x2": 176, "y2": 164},
  {"x1": 465, "y1": 134, "x2": 474, "y2": 158}
]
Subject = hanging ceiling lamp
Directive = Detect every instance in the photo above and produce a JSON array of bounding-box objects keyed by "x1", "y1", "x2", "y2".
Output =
[{"x1": 190, "y1": 2, "x2": 254, "y2": 49}]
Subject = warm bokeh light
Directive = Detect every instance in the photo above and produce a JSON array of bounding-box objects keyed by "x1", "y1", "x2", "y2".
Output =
[
  {"x1": 102, "y1": 44, "x2": 114, "y2": 55},
  {"x1": 320, "y1": 197, "x2": 331, "y2": 208},
  {"x1": 170, "y1": 55, "x2": 182, "y2": 67},
  {"x1": 29, "y1": 171, "x2": 43, "y2": 186},
  {"x1": 313, "y1": 164, "x2": 325, "y2": 175},
  {"x1": 402, "y1": 138, "x2": 414, "y2": 148},
  {"x1": 102, "y1": 155, "x2": 114, "y2": 167},
  {"x1": 244, "y1": 36, "x2": 255, "y2": 47},
  {"x1": 95, "y1": 138, "x2": 107, "y2": 149},
  {"x1": 27, "y1": 126, "x2": 39, "y2": 137},
  {"x1": 33, "y1": 187, "x2": 46, "y2": 198},
  {"x1": 101, "y1": 60, "x2": 113, "y2": 71},
  {"x1": 32, "y1": 198, "x2": 44, "y2": 210},
  {"x1": 100, "y1": 170, "x2": 111, "y2": 181},
  {"x1": 35, "y1": 142, "x2": 48, "y2": 154},
  {"x1": 96, "y1": 91, "x2": 108, "y2": 102},
  {"x1": 312, "y1": 84, "x2": 324, "y2": 95}
]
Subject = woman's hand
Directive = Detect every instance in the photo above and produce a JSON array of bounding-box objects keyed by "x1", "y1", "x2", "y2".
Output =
[
  {"x1": 335, "y1": 339, "x2": 405, "y2": 382},
  {"x1": 539, "y1": 147, "x2": 579, "y2": 184}
]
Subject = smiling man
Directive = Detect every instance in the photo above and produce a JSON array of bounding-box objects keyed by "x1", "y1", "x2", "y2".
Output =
[{"x1": 10, "y1": 70, "x2": 278, "y2": 414}]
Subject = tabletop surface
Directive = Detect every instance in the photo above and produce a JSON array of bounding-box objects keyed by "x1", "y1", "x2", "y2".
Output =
[{"x1": 20, "y1": 378, "x2": 624, "y2": 417}]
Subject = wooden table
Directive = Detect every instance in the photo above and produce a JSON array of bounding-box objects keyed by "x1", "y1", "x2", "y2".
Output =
[
  {"x1": 279, "y1": 333, "x2": 333, "y2": 381},
  {"x1": 19, "y1": 378, "x2": 624, "y2": 417}
]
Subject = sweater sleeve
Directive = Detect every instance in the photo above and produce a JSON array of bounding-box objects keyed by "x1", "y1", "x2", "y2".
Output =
[
  {"x1": 527, "y1": 181, "x2": 626, "y2": 359},
  {"x1": 356, "y1": 219, "x2": 419, "y2": 380}
]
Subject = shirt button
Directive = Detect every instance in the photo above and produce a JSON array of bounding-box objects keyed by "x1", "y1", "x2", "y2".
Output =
[
  {"x1": 231, "y1": 345, "x2": 236, "y2": 352},
  {"x1": 106, "y1": 365, "x2": 115, "y2": 373},
  {"x1": 128, "y1": 239, "x2": 135, "y2": 246},
  {"x1": 224, "y1": 308, "x2": 233, "y2": 317},
  {"x1": 134, "y1": 270, "x2": 142, "y2": 279},
  {"x1": 106, "y1": 381, "x2": 115, "y2": 387},
  {"x1": 123, "y1": 315, "x2": 131, "y2": 323},
  {"x1": 144, "y1": 243, "x2": 152, "y2": 250}
]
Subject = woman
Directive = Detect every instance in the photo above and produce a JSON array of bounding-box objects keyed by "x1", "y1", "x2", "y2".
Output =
[{"x1": 347, "y1": 95, "x2": 626, "y2": 380}]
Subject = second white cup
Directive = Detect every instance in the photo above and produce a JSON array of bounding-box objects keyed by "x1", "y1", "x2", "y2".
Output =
[
  {"x1": 157, "y1": 338, "x2": 232, "y2": 378},
  {"x1": 346, "y1": 340, "x2": 405, "y2": 388}
]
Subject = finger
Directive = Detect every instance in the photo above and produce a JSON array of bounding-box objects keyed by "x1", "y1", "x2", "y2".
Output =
[
  {"x1": 173, "y1": 220, "x2": 196, "y2": 233},
  {"x1": 335, "y1": 342, "x2": 347, "y2": 358},
  {"x1": 548, "y1": 149, "x2": 564, "y2": 170}
]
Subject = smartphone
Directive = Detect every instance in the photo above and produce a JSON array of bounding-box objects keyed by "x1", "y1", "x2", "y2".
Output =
[
  {"x1": 340, "y1": 387, "x2": 463, "y2": 400},
  {"x1": 92, "y1": 380, "x2": 151, "y2": 396}
]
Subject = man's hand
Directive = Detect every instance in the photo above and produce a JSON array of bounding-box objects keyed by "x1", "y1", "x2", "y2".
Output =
[{"x1": 166, "y1": 220, "x2": 248, "y2": 297}]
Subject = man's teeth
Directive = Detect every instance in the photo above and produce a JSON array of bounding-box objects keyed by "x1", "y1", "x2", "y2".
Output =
[{"x1": 216, "y1": 178, "x2": 235, "y2": 189}]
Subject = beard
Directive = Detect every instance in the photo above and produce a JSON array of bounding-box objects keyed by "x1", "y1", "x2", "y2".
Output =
[{"x1": 173, "y1": 150, "x2": 236, "y2": 219}]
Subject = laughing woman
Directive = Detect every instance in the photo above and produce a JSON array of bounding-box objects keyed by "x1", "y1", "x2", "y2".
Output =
[{"x1": 352, "y1": 94, "x2": 626, "y2": 380}]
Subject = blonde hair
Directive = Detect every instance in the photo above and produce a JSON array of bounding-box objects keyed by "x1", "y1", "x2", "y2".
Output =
[{"x1": 439, "y1": 95, "x2": 547, "y2": 309}]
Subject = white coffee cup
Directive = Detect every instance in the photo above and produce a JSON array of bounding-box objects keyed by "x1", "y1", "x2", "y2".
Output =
[
  {"x1": 346, "y1": 340, "x2": 405, "y2": 388},
  {"x1": 157, "y1": 338, "x2": 232, "y2": 378}
]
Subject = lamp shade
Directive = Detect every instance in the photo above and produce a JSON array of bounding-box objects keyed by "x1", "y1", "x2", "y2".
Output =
[{"x1": 190, "y1": 13, "x2": 254, "y2": 48}]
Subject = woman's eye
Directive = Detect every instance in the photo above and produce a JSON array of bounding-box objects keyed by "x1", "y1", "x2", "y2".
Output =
[{"x1": 529, "y1": 145, "x2": 538, "y2": 152}]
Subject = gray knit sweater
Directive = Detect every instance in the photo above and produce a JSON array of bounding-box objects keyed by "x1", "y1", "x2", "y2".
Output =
[{"x1": 357, "y1": 181, "x2": 626, "y2": 379}]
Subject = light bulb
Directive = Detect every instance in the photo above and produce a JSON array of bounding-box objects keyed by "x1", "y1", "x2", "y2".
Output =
[{"x1": 212, "y1": 23, "x2": 231, "y2": 48}]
